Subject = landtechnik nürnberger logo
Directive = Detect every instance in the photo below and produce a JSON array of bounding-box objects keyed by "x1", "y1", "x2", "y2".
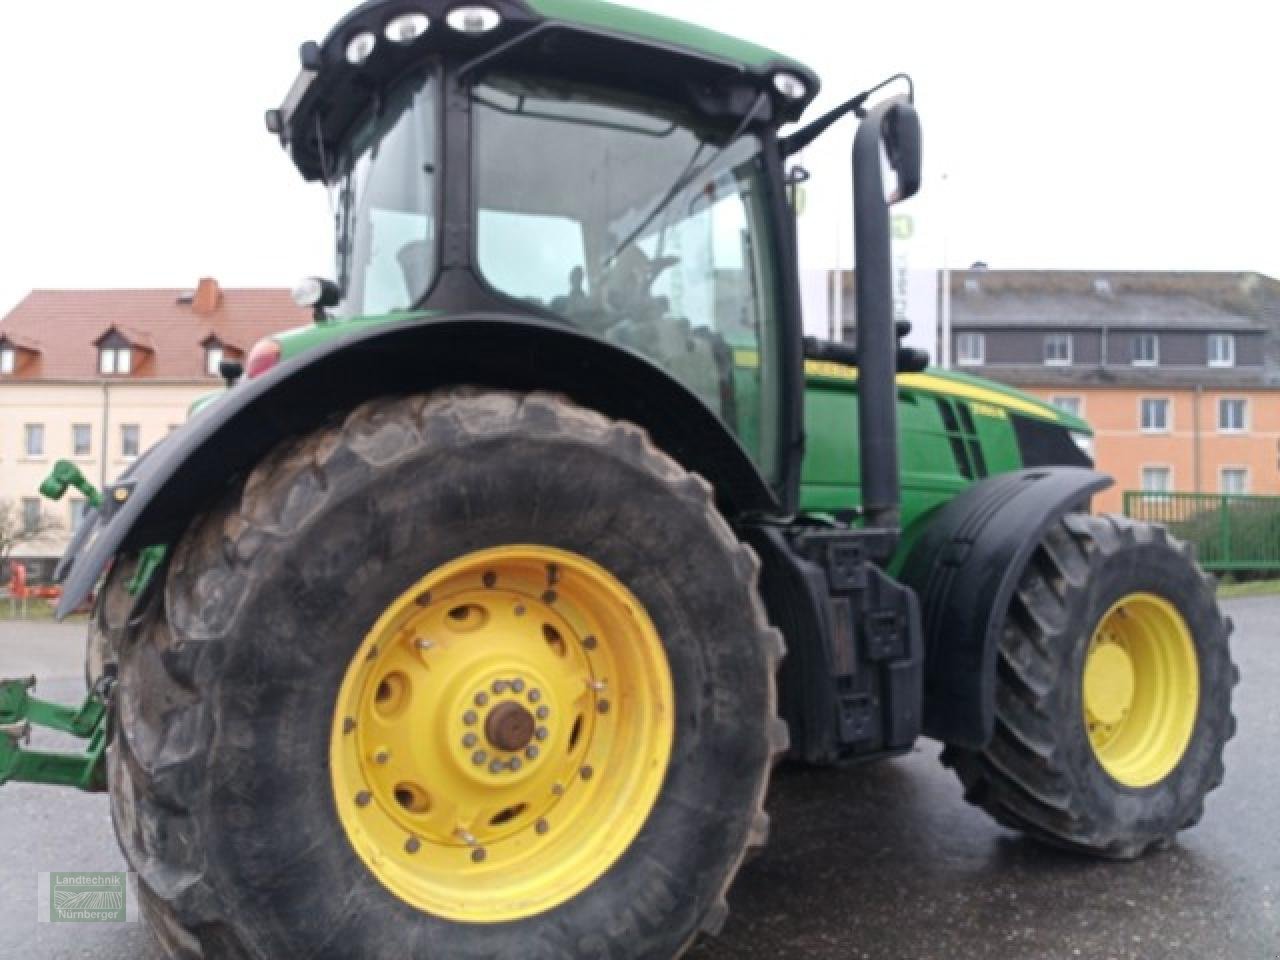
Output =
[{"x1": 37, "y1": 872, "x2": 138, "y2": 923}]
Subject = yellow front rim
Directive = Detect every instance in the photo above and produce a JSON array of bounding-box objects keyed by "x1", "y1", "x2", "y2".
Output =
[
  {"x1": 1082, "y1": 592, "x2": 1200, "y2": 788},
  {"x1": 330, "y1": 546, "x2": 674, "y2": 923}
]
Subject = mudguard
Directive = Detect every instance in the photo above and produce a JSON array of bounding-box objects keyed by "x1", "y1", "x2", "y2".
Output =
[
  {"x1": 55, "y1": 313, "x2": 778, "y2": 617},
  {"x1": 897, "y1": 467, "x2": 1112, "y2": 748}
]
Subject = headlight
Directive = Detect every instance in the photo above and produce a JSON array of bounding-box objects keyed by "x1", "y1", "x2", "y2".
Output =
[
  {"x1": 446, "y1": 6, "x2": 502, "y2": 34},
  {"x1": 385, "y1": 13, "x2": 430, "y2": 44},
  {"x1": 346, "y1": 31, "x2": 378, "y2": 66}
]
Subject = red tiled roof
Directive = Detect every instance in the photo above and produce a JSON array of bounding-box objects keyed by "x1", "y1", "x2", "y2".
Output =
[{"x1": 0, "y1": 280, "x2": 309, "y2": 381}]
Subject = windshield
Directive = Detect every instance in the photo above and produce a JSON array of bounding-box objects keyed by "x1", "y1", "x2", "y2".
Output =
[
  {"x1": 473, "y1": 73, "x2": 784, "y2": 484},
  {"x1": 329, "y1": 69, "x2": 439, "y2": 317}
]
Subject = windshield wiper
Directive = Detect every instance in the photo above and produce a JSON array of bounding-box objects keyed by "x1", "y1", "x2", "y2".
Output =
[{"x1": 602, "y1": 91, "x2": 768, "y2": 270}]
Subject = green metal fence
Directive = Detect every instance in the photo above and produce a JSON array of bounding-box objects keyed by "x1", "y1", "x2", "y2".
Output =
[{"x1": 1122, "y1": 491, "x2": 1280, "y2": 572}]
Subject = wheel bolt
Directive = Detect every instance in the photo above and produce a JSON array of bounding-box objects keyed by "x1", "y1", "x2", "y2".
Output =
[
  {"x1": 514, "y1": 604, "x2": 526, "y2": 616},
  {"x1": 583, "y1": 635, "x2": 598, "y2": 650},
  {"x1": 472, "y1": 750, "x2": 488, "y2": 766},
  {"x1": 463, "y1": 710, "x2": 478, "y2": 726},
  {"x1": 462, "y1": 733, "x2": 478, "y2": 748},
  {"x1": 552, "y1": 783, "x2": 565, "y2": 796},
  {"x1": 475, "y1": 693, "x2": 490, "y2": 707},
  {"x1": 536, "y1": 819, "x2": 550, "y2": 835},
  {"x1": 493, "y1": 681, "x2": 508, "y2": 694},
  {"x1": 472, "y1": 848, "x2": 488, "y2": 863},
  {"x1": 526, "y1": 745, "x2": 540, "y2": 760},
  {"x1": 536, "y1": 706, "x2": 550, "y2": 720},
  {"x1": 375, "y1": 750, "x2": 390, "y2": 765},
  {"x1": 529, "y1": 689, "x2": 542, "y2": 704},
  {"x1": 598, "y1": 700, "x2": 611, "y2": 715},
  {"x1": 542, "y1": 590, "x2": 558, "y2": 605},
  {"x1": 535, "y1": 727, "x2": 549, "y2": 741},
  {"x1": 355, "y1": 791, "x2": 372, "y2": 807},
  {"x1": 343, "y1": 717, "x2": 356, "y2": 734},
  {"x1": 489, "y1": 760, "x2": 504, "y2": 774},
  {"x1": 512, "y1": 678, "x2": 526, "y2": 694},
  {"x1": 581, "y1": 766, "x2": 594, "y2": 781},
  {"x1": 405, "y1": 837, "x2": 421, "y2": 854},
  {"x1": 509, "y1": 758, "x2": 523, "y2": 772}
]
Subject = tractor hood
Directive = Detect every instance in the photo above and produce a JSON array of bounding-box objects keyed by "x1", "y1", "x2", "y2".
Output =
[{"x1": 899, "y1": 369, "x2": 1092, "y2": 434}]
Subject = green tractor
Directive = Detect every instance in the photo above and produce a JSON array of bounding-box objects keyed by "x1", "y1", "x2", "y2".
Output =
[{"x1": 4, "y1": 2, "x2": 1235, "y2": 957}]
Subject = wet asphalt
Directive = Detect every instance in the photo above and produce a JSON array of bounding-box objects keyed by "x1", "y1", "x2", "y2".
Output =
[{"x1": 1, "y1": 597, "x2": 1276, "y2": 960}]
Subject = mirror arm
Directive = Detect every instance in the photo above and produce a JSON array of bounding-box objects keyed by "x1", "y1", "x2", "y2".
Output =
[{"x1": 781, "y1": 73, "x2": 914, "y2": 157}]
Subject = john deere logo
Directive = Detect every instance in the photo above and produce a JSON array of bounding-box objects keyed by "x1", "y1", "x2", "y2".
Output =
[{"x1": 50, "y1": 872, "x2": 126, "y2": 923}]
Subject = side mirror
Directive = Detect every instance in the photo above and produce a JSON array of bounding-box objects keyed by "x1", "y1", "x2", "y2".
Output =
[{"x1": 881, "y1": 101, "x2": 922, "y2": 204}]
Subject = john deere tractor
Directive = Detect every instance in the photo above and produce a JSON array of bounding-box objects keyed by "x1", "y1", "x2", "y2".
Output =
[{"x1": 3, "y1": 2, "x2": 1235, "y2": 957}]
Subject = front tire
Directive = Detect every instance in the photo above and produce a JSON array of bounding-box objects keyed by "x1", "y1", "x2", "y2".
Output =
[
  {"x1": 109, "y1": 391, "x2": 785, "y2": 959},
  {"x1": 943, "y1": 514, "x2": 1236, "y2": 859}
]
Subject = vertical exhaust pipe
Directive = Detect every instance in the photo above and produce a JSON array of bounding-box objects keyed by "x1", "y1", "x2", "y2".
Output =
[{"x1": 852, "y1": 97, "x2": 921, "y2": 535}]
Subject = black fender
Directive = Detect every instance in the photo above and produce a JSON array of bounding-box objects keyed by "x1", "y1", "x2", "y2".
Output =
[
  {"x1": 56, "y1": 313, "x2": 778, "y2": 617},
  {"x1": 897, "y1": 467, "x2": 1112, "y2": 748}
]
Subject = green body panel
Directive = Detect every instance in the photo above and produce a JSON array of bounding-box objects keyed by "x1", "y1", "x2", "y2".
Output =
[
  {"x1": 525, "y1": 0, "x2": 814, "y2": 75},
  {"x1": 797, "y1": 361, "x2": 1091, "y2": 569}
]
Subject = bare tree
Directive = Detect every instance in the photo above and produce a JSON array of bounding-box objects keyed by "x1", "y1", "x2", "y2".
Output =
[{"x1": 0, "y1": 497, "x2": 63, "y2": 564}]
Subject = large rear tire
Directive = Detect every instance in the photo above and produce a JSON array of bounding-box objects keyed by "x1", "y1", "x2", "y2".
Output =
[
  {"x1": 108, "y1": 391, "x2": 785, "y2": 959},
  {"x1": 943, "y1": 514, "x2": 1236, "y2": 859}
]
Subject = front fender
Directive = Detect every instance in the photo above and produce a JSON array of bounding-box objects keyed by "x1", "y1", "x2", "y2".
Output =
[
  {"x1": 56, "y1": 313, "x2": 777, "y2": 617},
  {"x1": 897, "y1": 467, "x2": 1112, "y2": 748}
]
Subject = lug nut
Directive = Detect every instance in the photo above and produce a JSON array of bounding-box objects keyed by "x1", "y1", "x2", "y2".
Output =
[
  {"x1": 583, "y1": 635, "x2": 598, "y2": 650},
  {"x1": 490, "y1": 759, "x2": 504, "y2": 774},
  {"x1": 475, "y1": 693, "x2": 490, "y2": 707},
  {"x1": 535, "y1": 727, "x2": 549, "y2": 741},
  {"x1": 343, "y1": 717, "x2": 356, "y2": 734},
  {"x1": 355, "y1": 791, "x2": 372, "y2": 807},
  {"x1": 483, "y1": 572, "x2": 497, "y2": 588},
  {"x1": 493, "y1": 681, "x2": 508, "y2": 694},
  {"x1": 526, "y1": 745, "x2": 540, "y2": 760},
  {"x1": 528, "y1": 689, "x2": 542, "y2": 704},
  {"x1": 405, "y1": 837, "x2": 421, "y2": 854},
  {"x1": 536, "y1": 706, "x2": 550, "y2": 720},
  {"x1": 375, "y1": 750, "x2": 390, "y2": 765},
  {"x1": 511, "y1": 678, "x2": 526, "y2": 694},
  {"x1": 536, "y1": 819, "x2": 550, "y2": 835},
  {"x1": 463, "y1": 710, "x2": 478, "y2": 726},
  {"x1": 472, "y1": 848, "x2": 488, "y2": 863},
  {"x1": 581, "y1": 766, "x2": 594, "y2": 781},
  {"x1": 472, "y1": 750, "x2": 488, "y2": 766},
  {"x1": 552, "y1": 783, "x2": 566, "y2": 797},
  {"x1": 462, "y1": 733, "x2": 478, "y2": 748},
  {"x1": 542, "y1": 590, "x2": 558, "y2": 605},
  {"x1": 509, "y1": 758, "x2": 523, "y2": 772},
  {"x1": 514, "y1": 604, "x2": 526, "y2": 616},
  {"x1": 598, "y1": 700, "x2": 611, "y2": 715}
]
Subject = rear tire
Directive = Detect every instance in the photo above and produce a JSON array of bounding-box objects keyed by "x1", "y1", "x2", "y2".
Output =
[
  {"x1": 108, "y1": 390, "x2": 785, "y2": 959},
  {"x1": 943, "y1": 514, "x2": 1236, "y2": 859}
]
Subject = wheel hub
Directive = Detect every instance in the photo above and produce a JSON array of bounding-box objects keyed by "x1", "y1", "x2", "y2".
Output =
[
  {"x1": 486, "y1": 701, "x2": 537, "y2": 752},
  {"x1": 330, "y1": 546, "x2": 674, "y2": 923}
]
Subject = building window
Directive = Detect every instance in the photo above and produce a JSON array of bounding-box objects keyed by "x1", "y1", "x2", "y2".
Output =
[
  {"x1": 23, "y1": 423, "x2": 45, "y2": 458},
  {"x1": 121, "y1": 424, "x2": 141, "y2": 459},
  {"x1": 70, "y1": 498, "x2": 91, "y2": 532},
  {"x1": 99, "y1": 346, "x2": 132, "y2": 375},
  {"x1": 0, "y1": 347, "x2": 14, "y2": 374},
  {"x1": 72, "y1": 424, "x2": 92, "y2": 457},
  {"x1": 1218, "y1": 398, "x2": 1248, "y2": 433},
  {"x1": 206, "y1": 344, "x2": 225, "y2": 377},
  {"x1": 1131, "y1": 334, "x2": 1158, "y2": 366},
  {"x1": 1220, "y1": 468, "x2": 1249, "y2": 495},
  {"x1": 21, "y1": 498, "x2": 41, "y2": 534},
  {"x1": 1141, "y1": 466, "x2": 1172, "y2": 493},
  {"x1": 1207, "y1": 333, "x2": 1235, "y2": 368},
  {"x1": 956, "y1": 332, "x2": 985, "y2": 366},
  {"x1": 1043, "y1": 333, "x2": 1073, "y2": 366},
  {"x1": 1140, "y1": 397, "x2": 1170, "y2": 433},
  {"x1": 1050, "y1": 396, "x2": 1083, "y2": 417}
]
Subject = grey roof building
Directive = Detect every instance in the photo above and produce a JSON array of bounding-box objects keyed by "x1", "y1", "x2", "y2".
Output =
[{"x1": 949, "y1": 270, "x2": 1280, "y2": 388}]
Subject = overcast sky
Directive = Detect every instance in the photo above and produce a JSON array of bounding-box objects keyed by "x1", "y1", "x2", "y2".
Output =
[{"x1": 0, "y1": 1, "x2": 1275, "y2": 318}]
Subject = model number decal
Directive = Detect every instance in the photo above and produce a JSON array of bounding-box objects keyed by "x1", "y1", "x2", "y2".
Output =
[{"x1": 968, "y1": 402, "x2": 1008, "y2": 420}]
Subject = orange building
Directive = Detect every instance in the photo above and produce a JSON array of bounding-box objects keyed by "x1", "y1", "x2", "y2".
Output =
[{"x1": 948, "y1": 270, "x2": 1280, "y2": 514}]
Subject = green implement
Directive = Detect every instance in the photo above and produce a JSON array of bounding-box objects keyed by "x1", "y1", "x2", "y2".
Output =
[{"x1": 0, "y1": 676, "x2": 109, "y2": 792}]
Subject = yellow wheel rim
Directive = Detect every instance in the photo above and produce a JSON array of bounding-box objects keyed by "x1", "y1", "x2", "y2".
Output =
[
  {"x1": 1082, "y1": 592, "x2": 1199, "y2": 788},
  {"x1": 330, "y1": 546, "x2": 674, "y2": 923}
]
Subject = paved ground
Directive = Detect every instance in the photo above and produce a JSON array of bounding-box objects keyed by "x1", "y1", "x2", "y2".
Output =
[{"x1": 1, "y1": 599, "x2": 1277, "y2": 960}]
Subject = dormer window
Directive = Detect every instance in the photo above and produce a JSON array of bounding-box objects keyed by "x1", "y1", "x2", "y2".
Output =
[
  {"x1": 206, "y1": 344, "x2": 225, "y2": 376},
  {"x1": 99, "y1": 345, "x2": 132, "y2": 375},
  {"x1": 0, "y1": 346, "x2": 14, "y2": 375}
]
